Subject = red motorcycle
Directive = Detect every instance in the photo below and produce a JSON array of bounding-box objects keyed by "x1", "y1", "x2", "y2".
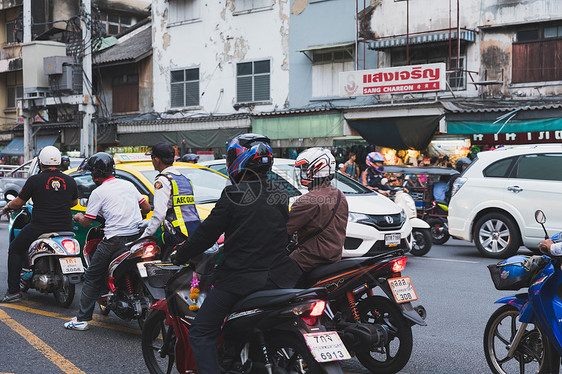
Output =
[{"x1": 141, "y1": 256, "x2": 349, "y2": 374}]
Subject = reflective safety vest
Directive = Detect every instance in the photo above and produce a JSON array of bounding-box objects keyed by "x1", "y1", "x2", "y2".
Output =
[{"x1": 159, "y1": 172, "x2": 200, "y2": 237}]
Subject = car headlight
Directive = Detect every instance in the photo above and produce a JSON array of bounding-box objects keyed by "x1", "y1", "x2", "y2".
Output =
[
  {"x1": 400, "y1": 209, "x2": 407, "y2": 223},
  {"x1": 348, "y1": 212, "x2": 370, "y2": 223}
]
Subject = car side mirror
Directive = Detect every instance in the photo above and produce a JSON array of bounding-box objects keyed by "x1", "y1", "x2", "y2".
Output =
[{"x1": 79, "y1": 198, "x2": 89, "y2": 207}]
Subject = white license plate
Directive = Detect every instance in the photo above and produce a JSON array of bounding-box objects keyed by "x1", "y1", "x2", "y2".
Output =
[
  {"x1": 388, "y1": 276, "x2": 418, "y2": 303},
  {"x1": 303, "y1": 331, "x2": 351, "y2": 363},
  {"x1": 59, "y1": 257, "x2": 84, "y2": 274},
  {"x1": 385, "y1": 233, "x2": 401, "y2": 246},
  {"x1": 136, "y1": 260, "x2": 161, "y2": 278}
]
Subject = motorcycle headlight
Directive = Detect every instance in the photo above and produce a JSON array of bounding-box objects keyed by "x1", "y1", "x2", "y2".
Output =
[{"x1": 348, "y1": 212, "x2": 370, "y2": 223}]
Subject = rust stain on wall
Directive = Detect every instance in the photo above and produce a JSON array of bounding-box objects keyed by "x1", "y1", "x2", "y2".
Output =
[
  {"x1": 162, "y1": 33, "x2": 171, "y2": 50},
  {"x1": 480, "y1": 39, "x2": 511, "y2": 97},
  {"x1": 291, "y1": 0, "x2": 307, "y2": 15}
]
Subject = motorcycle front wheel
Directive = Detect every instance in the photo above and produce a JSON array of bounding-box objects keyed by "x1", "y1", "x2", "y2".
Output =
[
  {"x1": 53, "y1": 275, "x2": 75, "y2": 308},
  {"x1": 356, "y1": 296, "x2": 413, "y2": 374},
  {"x1": 484, "y1": 304, "x2": 558, "y2": 374},
  {"x1": 142, "y1": 309, "x2": 176, "y2": 374},
  {"x1": 410, "y1": 229, "x2": 432, "y2": 256}
]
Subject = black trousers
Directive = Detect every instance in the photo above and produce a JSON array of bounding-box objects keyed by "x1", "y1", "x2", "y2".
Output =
[{"x1": 7, "y1": 223, "x2": 46, "y2": 294}]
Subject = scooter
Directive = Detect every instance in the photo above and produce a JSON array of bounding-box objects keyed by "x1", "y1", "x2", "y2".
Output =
[
  {"x1": 421, "y1": 200, "x2": 450, "y2": 245},
  {"x1": 483, "y1": 209, "x2": 562, "y2": 374},
  {"x1": 8, "y1": 203, "x2": 83, "y2": 307},
  {"x1": 142, "y1": 254, "x2": 348, "y2": 374},
  {"x1": 384, "y1": 181, "x2": 432, "y2": 256}
]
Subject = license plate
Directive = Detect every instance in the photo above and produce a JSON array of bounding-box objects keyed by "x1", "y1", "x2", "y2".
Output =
[
  {"x1": 136, "y1": 260, "x2": 161, "y2": 278},
  {"x1": 303, "y1": 331, "x2": 351, "y2": 363},
  {"x1": 385, "y1": 233, "x2": 401, "y2": 246},
  {"x1": 388, "y1": 276, "x2": 418, "y2": 303},
  {"x1": 59, "y1": 257, "x2": 84, "y2": 274}
]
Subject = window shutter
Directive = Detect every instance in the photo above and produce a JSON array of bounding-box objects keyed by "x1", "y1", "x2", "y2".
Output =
[
  {"x1": 171, "y1": 83, "x2": 185, "y2": 107},
  {"x1": 237, "y1": 76, "x2": 253, "y2": 103},
  {"x1": 185, "y1": 81, "x2": 199, "y2": 107},
  {"x1": 254, "y1": 75, "x2": 270, "y2": 101}
]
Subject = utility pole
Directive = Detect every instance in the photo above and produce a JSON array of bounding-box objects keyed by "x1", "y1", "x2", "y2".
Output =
[
  {"x1": 22, "y1": 0, "x2": 32, "y2": 161},
  {"x1": 79, "y1": 0, "x2": 95, "y2": 157}
]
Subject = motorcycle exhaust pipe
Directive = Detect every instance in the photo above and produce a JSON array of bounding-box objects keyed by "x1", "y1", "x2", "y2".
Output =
[{"x1": 342, "y1": 323, "x2": 389, "y2": 350}]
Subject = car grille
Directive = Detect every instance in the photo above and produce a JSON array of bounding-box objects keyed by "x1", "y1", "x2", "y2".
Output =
[
  {"x1": 360, "y1": 213, "x2": 404, "y2": 231},
  {"x1": 364, "y1": 239, "x2": 409, "y2": 256}
]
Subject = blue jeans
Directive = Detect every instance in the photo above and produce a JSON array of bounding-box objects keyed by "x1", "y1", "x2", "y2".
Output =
[
  {"x1": 7, "y1": 223, "x2": 46, "y2": 294},
  {"x1": 77, "y1": 233, "x2": 139, "y2": 321}
]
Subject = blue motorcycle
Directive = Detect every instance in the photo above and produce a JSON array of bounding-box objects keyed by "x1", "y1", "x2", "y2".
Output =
[{"x1": 484, "y1": 210, "x2": 561, "y2": 374}]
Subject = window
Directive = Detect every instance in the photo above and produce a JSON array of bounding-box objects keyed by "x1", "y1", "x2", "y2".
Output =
[
  {"x1": 236, "y1": 60, "x2": 270, "y2": 103},
  {"x1": 171, "y1": 68, "x2": 200, "y2": 108},
  {"x1": 513, "y1": 24, "x2": 562, "y2": 83},
  {"x1": 311, "y1": 48, "x2": 354, "y2": 97},
  {"x1": 483, "y1": 157, "x2": 516, "y2": 178},
  {"x1": 73, "y1": 174, "x2": 97, "y2": 199},
  {"x1": 7, "y1": 85, "x2": 23, "y2": 108},
  {"x1": 169, "y1": 0, "x2": 201, "y2": 23},
  {"x1": 6, "y1": 21, "x2": 22, "y2": 43},
  {"x1": 112, "y1": 74, "x2": 139, "y2": 113},
  {"x1": 514, "y1": 154, "x2": 562, "y2": 181},
  {"x1": 98, "y1": 13, "x2": 133, "y2": 35},
  {"x1": 235, "y1": 0, "x2": 273, "y2": 12},
  {"x1": 447, "y1": 57, "x2": 466, "y2": 90}
]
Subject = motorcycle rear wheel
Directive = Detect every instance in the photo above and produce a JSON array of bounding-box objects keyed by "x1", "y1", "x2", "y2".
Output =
[
  {"x1": 410, "y1": 229, "x2": 432, "y2": 256},
  {"x1": 53, "y1": 276, "x2": 75, "y2": 308},
  {"x1": 356, "y1": 296, "x2": 413, "y2": 374},
  {"x1": 267, "y1": 332, "x2": 326, "y2": 374},
  {"x1": 142, "y1": 309, "x2": 176, "y2": 374},
  {"x1": 484, "y1": 304, "x2": 558, "y2": 374},
  {"x1": 427, "y1": 218, "x2": 450, "y2": 245}
]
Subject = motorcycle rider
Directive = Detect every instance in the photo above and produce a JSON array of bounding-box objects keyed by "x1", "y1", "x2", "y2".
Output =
[
  {"x1": 170, "y1": 133, "x2": 301, "y2": 374},
  {"x1": 141, "y1": 143, "x2": 201, "y2": 256},
  {"x1": 362, "y1": 151, "x2": 391, "y2": 196},
  {"x1": 60, "y1": 155, "x2": 71, "y2": 172},
  {"x1": 1, "y1": 146, "x2": 78, "y2": 303},
  {"x1": 64, "y1": 152, "x2": 151, "y2": 330},
  {"x1": 181, "y1": 153, "x2": 199, "y2": 164},
  {"x1": 288, "y1": 147, "x2": 348, "y2": 273}
]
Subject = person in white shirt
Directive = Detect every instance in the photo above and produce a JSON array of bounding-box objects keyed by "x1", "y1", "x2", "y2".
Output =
[
  {"x1": 142, "y1": 143, "x2": 201, "y2": 259},
  {"x1": 64, "y1": 152, "x2": 151, "y2": 331}
]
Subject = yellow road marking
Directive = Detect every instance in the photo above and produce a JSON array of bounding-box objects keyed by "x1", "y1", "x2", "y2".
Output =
[
  {"x1": 0, "y1": 301, "x2": 141, "y2": 335},
  {"x1": 0, "y1": 309, "x2": 86, "y2": 374}
]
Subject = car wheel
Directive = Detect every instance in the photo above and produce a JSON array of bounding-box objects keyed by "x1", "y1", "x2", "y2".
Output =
[{"x1": 474, "y1": 213, "x2": 520, "y2": 258}]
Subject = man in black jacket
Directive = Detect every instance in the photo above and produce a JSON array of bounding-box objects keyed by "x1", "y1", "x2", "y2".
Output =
[{"x1": 171, "y1": 134, "x2": 300, "y2": 374}]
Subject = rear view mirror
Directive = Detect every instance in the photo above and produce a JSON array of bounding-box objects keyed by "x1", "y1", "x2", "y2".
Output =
[
  {"x1": 5, "y1": 193, "x2": 16, "y2": 202},
  {"x1": 79, "y1": 198, "x2": 89, "y2": 207},
  {"x1": 381, "y1": 178, "x2": 388, "y2": 186},
  {"x1": 535, "y1": 210, "x2": 546, "y2": 224}
]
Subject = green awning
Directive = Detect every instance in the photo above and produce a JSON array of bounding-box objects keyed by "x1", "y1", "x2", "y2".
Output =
[
  {"x1": 118, "y1": 127, "x2": 250, "y2": 149},
  {"x1": 252, "y1": 113, "x2": 343, "y2": 140},
  {"x1": 447, "y1": 118, "x2": 562, "y2": 134}
]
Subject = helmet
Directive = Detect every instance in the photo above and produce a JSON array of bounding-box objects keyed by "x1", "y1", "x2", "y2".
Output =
[
  {"x1": 82, "y1": 152, "x2": 115, "y2": 183},
  {"x1": 60, "y1": 155, "x2": 70, "y2": 170},
  {"x1": 181, "y1": 153, "x2": 199, "y2": 163},
  {"x1": 488, "y1": 255, "x2": 534, "y2": 290},
  {"x1": 39, "y1": 146, "x2": 61, "y2": 166},
  {"x1": 455, "y1": 157, "x2": 471, "y2": 172},
  {"x1": 226, "y1": 133, "x2": 273, "y2": 183},
  {"x1": 295, "y1": 147, "x2": 336, "y2": 187},
  {"x1": 366, "y1": 152, "x2": 386, "y2": 172}
]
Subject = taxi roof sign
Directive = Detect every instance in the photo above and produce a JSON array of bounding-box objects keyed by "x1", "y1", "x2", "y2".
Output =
[{"x1": 114, "y1": 153, "x2": 152, "y2": 163}]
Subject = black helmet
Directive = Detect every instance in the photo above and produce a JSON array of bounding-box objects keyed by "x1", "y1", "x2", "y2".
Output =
[
  {"x1": 60, "y1": 155, "x2": 71, "y2": 170},
  {"x1": 181, "y1": 153, "x2": 199, "y2": 163},
  {"x1": 80, "y1": 152, "x2": 115, "y2": 183},
  {"x1": 226, "y1": 133, "x2": 273, "y2": 183},
  {"x1": 455, "y1": 157, "x2": 471, "y2": 172}
]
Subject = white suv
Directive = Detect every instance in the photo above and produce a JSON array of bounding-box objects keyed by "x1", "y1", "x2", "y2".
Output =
[{"x1": 448, "y1": 144, "x2": 562, "y2": 258}]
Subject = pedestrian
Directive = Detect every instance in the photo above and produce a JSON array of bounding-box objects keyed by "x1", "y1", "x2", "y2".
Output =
[
  {"x1": 64, "y1": 152, "x2": 151, "y2": 330},
  {"x1": 339, "y1": 152, "x2": 360, "y2": 180},
  {"x1": 1, "y1": 146, "x2": 78, "y2": 303}
]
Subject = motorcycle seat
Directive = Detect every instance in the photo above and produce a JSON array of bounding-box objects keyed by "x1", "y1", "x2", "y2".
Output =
[
  {"x1": 306, "y1": 258, "x2": 370, "y2": 281},
  {"x1": 231, "y1": 288, "x2": 321, "y2": 311},
  {"x1": 38, "y1": 231, "x2": 75, "y2": 239}
]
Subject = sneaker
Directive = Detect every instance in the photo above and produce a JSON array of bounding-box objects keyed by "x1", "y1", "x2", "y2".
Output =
[
  {"x1": 64, "y1": 317, "x2": 89, "y2": 331},
  {"x1": 1, "y1": 291, "x2": 22, "y2": 303}
]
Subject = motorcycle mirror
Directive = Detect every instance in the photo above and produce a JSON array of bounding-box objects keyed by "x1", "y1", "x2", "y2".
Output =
[
  {"x1": 163, "y1": 219, "x2": 176, "y2": 235},
  {"x1": 79, "y1": 198, "x2": 89, "y2": 207},
  {"x1": 5, "y1": 193, "x2": 16, "y2": 202},
  {"x1": 381, "y1": 177, "x2": 388, "y2": 185},
  {"x1": 535, "y1": 210, "x2": 549, "y2": 239}
]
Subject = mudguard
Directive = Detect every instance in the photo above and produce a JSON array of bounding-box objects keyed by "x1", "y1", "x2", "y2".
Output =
[
  {"x1": 409, "y1": 217, "x2": 430, "y2": 229},
  {"x1": 495, "y1": 294, "x2": 535, "y2": 323}
]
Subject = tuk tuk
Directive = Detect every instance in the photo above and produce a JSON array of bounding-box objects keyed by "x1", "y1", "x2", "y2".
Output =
[{"x1": 382, "y1": 165, "x2": 460, "y2": 245}]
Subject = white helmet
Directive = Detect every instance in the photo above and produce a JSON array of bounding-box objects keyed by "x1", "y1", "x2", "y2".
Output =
[
  {"x1": 39, "y1": 145, "x2": 61, "y2": 166},
  {"x1": 295, "y1": 147, "x2": 336, "y2": 187}
]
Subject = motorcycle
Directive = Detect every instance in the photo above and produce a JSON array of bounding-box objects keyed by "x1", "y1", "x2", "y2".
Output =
[
  {"x1": 421, "y1": 200, "x2": 450, "y2": 245},
  {"x1": 141, "y1": 252, "x2": 349, "y2": 374},
  {"x1": 302, "y1": 248, "x2": 426, "y2": 374},
  {"x1": 8, "y1": 203, "x2": 83, "y2": 308},
  {"x1": 384, "y1": 181, "x2": 432, "y2": 256},
  {"x1": 483, "y1": 209, "x2": 562, "y2": 374},
  {"x1": 83, "y1": 217, "x2": 161, "y2": 327}
]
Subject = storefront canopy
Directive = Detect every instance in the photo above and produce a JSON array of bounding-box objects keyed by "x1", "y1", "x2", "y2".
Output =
[
  {"x1": 118, "y1": 127, "x2": 250, "y2": 149},
  {"x1": 347, "y1": 116, "x2": 442, "y2": 150},
  {"x1": 252, "y1": 113, "x2": 343, "y2": 141},
  {"x1": 447, "y1": 118, "x2": 562, "y2": 134},
  {"x1": 0, "y1": 135, "x2": 58, "y2": 156}
]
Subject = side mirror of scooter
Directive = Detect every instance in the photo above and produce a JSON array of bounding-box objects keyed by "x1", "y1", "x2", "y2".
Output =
[
  {"x1": 535, "y1": 210, "x2": 549, "y2": 239},
  {"x1": 381, "y1": 177, "x2": 388, "y2": 185},
  {"x1": 5, "y1": 193, "x2": 16, "y2": 202},
  {"x1": 79, "y1": 198, "x2": 89, "y2": 207},
  {"x1": 163, "y1": 219, "x2": 176, "y2": 236}
]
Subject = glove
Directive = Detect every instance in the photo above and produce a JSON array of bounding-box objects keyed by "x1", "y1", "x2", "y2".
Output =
[{"x1": 170, "y1": 250, "x2": 185, "y2": 266}]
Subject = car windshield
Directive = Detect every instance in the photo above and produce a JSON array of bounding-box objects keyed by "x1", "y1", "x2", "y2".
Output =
[
  {"x1": 140, "y1": 167, "x2": 229, "y2": 203},
  {"x1": 274, "y1": 163, "x2": 372, "y2": 195}
]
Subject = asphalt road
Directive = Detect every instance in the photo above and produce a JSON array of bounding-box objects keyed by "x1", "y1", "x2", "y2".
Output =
[{"x1": 0, "y1": 219, "x2": 536, "y2": 374}]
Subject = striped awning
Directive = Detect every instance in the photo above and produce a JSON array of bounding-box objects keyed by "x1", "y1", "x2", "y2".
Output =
[{"x1": 369, "y1": 30, "x2": 476, "y2": 50}]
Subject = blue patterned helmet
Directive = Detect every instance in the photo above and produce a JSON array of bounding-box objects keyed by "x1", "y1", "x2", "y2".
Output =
[
  {"x1": 226, "y1": 133, "x2": 273, "y2": 183},
  {"x1": 366, "y1": 152, "x2": 386, "y2": 172},
  {"x1": 488, "y1": 255, "x2": 534, "y2": 290}
]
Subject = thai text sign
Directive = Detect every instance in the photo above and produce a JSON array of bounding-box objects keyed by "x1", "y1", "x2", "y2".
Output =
[{"x1": 339, "y1": 63, "x2": 446, "y2": 97}]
